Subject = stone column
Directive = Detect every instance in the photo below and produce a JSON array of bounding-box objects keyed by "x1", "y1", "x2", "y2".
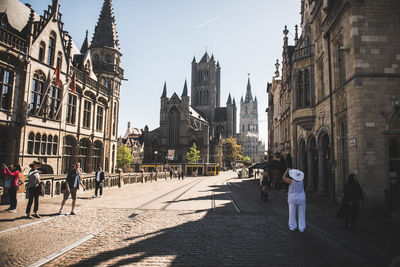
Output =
[
  {"x1": 307, "y1": 150, "x2": 314, "y2": 192},
  {"x1": 317, "y1": 148, "x2": 328, "y2": 193}
]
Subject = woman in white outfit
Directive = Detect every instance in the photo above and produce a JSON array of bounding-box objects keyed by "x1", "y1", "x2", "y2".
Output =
[{"x1": 282, "y1": 168, "x2": 306, "y2": 232}]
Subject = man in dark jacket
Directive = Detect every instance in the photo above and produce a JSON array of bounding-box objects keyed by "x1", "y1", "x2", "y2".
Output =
[
  {"x1": 59, "y1": 162, "x2": 85, "y2": 215},
  {"x1": 94, "y1": 166, "x2": 105, "y2": 198}
]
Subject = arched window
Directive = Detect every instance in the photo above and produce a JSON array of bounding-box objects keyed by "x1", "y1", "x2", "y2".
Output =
[
  {"x1": 39, "y1": 42, "x2": 46, "y2": 62},
  {"x1": 47, "y1": 135, "x2": 53, "y2": 155},
  {"x1": 93, "y1": 141, "x2": 103, "y2": 170},
  {"x1": 0, "y1": 68, "x2": 13, "y2": 110},
  {"x1": 168, "y1": 107, "x2": 180, "y2": 146},
  {"x1": 63, "y1": 136, "x2": 76, "y2": 173},
  {"x1": 112, "y1": 104, "x2": 117, "y2": 136},
  {"x1": 27, "y1": 132, "x2": 34, "y2": 154},
  {"x1": 30, "y1": 71, "x2": 46, "y2": 115},
  {"x1": 79, "y1": 139, "x2": 91, "y2": 173},
  {"x1": 41, "y1": 134, "x2": 47, "y2": 155},
  {"x1": 297, "y1": 69, "x2": 311, "y2": 108},
  {"x1": 336, "y1": 39, "x2": 346, "y2": 88},
  {"x1": 83, "y1": 100, "x2": 92, "y2": 128},
  {"x1": 47, "y1": 32, "x2": 56, "y2": 66},
  {"x1": 56, "y1": 52, "x2": 63, "y2": 69},
  {"x1": 66, "y1": 93, "x2": 77, "y2": 124},
  {"x1": 53, "y1": 135, "x2": 58, "y2": 155},
  {"x1": 48, "y1": 82, "x2": 62, "y2": 119},
  {"x1": 34, "y1": 133, "x2": 41, "y2": 154}
]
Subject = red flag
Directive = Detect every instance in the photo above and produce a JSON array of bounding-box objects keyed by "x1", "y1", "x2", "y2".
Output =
[
  {"x1": 69, "y1": 71, "x2": 76, "y2": 93},
  {"x1": 54, "y1": 61, "x2": 61, "y2": 87}
]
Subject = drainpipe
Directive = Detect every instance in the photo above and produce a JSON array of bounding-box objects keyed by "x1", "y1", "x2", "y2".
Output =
[{"x1": 327, "y1": 33, "x2": 336, "y2": 203}]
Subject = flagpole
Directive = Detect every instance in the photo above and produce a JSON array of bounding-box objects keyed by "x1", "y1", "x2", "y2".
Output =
[
  {"x1": 37, "y1": 62, "x2": 61, "y2": 115},
  {"x1": 53, "y1": 79, "x2": 70, "y2": 119}
]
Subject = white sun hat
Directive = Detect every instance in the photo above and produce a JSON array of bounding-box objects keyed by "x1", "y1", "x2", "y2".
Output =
[{"x1": 289, "y1": 169, "x2": 304, "y2": 181}]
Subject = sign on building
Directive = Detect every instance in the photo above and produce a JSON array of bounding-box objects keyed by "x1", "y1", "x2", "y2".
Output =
[{"x1": 168, "y1": 149, "x2": 175, "y2": 160}]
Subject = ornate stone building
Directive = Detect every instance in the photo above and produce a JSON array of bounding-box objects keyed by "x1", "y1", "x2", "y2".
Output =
[
  {"x1": 143, "y1": 52, "x2": 236, "y2": 164},
  {"x1": 121, "y1": 122, "x2": 143, "y2": 164},
  {"x1": 267, "y1": 0, "x2": 400, "y2": 207},
  {"x1": 0, "y1": 0, "x2": 123, "y2": 174},
  {"x1": 239, "y1": 76, "x2": 264, "y2": 163}
]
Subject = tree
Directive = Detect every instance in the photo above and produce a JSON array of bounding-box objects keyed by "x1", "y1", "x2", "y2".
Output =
[
  {"x1": 117, "y1": 145, "x2": 133, "y2": 168},
  {"x1": 242, "y1": 156, "x2": 251, "y2": 164},
  {"x1": 223, "y1": 136, "x2": 243, "y2": 168},
  {"x1": 186, "y1": 143, "x2": 201, "y2": 163}
]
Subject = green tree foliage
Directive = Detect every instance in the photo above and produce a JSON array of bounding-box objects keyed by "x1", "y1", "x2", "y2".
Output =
[
  {"x1": 242, "y1": 156, "x2": 251, "y2": 164},
  {"x1": 223, "y1": 136, "x2": 243, "y2": 167},
  {"x1": 186, "y1": 143, "x2": 201, "y2": 163},
  {"x1": 117, "y1": 145, "x2": 133, "y2": 168}
]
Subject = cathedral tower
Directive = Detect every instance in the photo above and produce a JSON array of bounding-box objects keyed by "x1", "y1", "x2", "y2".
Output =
[{"x1": 191, "y1": 52, "x2": 221, "y2": 121}]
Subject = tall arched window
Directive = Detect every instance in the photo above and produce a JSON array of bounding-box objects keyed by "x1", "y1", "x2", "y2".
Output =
[
  {"x1": 27, "y1": 132, "x2": 34, "y2": 154},
  {"x1": 30, "y1": 71, "x2": 46, "y2": 115},
  {"x1": 39, "y1": 42, "x2": 46, "y2": 62},
  {"x1": 34, "y1": 133, "x2": 41, "y2": 154},
  {"x1": 79, "y1": 139, "x2": 91, "y2": 173},
  {"x1": 336, "y1": 38, "x2": 346, "y2": 88},
  {"x1": 47, "y1": 32, "x2": 56, "y2": 66},
  {"x1": 168, "y1": 107, "x2": 180, "y2": 146},
  {"x1": 41, "y1": 134, "x2": 47, "y2": 155},
  {"x1": 47, "y1": 135, "x2": 53, "y2": 155},
  {"x1": 93, "y1": 141, "x2": 103, "y2": 170},
  {"x1": 53, "y1": 135, "x2": 58, "y2": 155},
  {"x1": 0, "y1": 68, "x2": 13, "y2": 110}
]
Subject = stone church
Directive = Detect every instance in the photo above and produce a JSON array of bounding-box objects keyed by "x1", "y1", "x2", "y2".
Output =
[
  {"x1": 143, "y1": 52, "x2": 237, "y2": 164},
  {"x1": 0, "y1": 0, "x2": 123, "y2": 174},
  {"x1": 239, "y1": 76, "x2": 264, "y2": 163}
]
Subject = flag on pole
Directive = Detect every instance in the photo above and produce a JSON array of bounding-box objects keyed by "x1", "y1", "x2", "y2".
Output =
[
  {"x1": 54, "y1": 61, "x2": 61, "y2": 87},
  {"x1": 70, "y1": 71, "x2": 76, "y2": 93}
]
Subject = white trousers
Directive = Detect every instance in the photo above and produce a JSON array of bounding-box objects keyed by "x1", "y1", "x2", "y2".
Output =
[{"x1": 288, "y1": 203, "x2": 306, "y2": 231}]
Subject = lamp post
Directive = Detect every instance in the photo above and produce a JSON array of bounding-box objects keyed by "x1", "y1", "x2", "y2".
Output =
[{"x1": 154, "y1": 151, "x2": 158, "y2": 169}]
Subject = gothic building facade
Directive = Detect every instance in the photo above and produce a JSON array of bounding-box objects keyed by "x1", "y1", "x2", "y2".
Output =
[
  {"x1": 0, "y1": 0, "x2": 123, "y2": 174},
  {"x1": 267, "y1": 0, "x2": 400, "y2": 207},
  {"x1": 143, "y1": 52, "x2": 237, "y2": 164},
  {"x1": 239, "y1": 77, "x2": 264, "y2": 163}
]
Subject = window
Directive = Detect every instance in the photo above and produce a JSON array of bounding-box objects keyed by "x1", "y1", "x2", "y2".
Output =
[
  {"x1": 0, "y1": 68, "x2": 13, "y2": 110},
  {"x1": 47, "y1": 135, "x2": 53, "y2": 155},
  {"x1": 79, "y1": 139, "x2": 90, "y2": 173},
  {"x1": 56, "y1": 52, "x2": 63, "y2": 69},
  {"x1": 105, "y1": 79, "x2": 111, "y2": 88},
  {"x1": 337, "y1": 42, "x2": 346, "y2": 88},
  {"x1": 53, "y1": 135, "x2": 58, "y2": 155},
  {"x1": 30, "y1": 71, "x2": 46, "y2": 115},
  {"x1": 112, "y1": 104, "x2": 117, "y2": 135},
  {"x1": 48, "y1": 84, "x2": 61, "y2": 119},
  {"x1": 39, "y1": 42, "x2": 46, "y2": 62},
  {"x1": 105, "y1": 54, "x2": 112, "y2": 63},
  {"x1": 319, "y1": 61, "x2": 325, "y2": 100},
  {"x1": 34, "y1": 133, "x2": 41, "y2": 154},
  {"x1": 96, "y1": 106, "x2": 104, "y2": 131},
  {"x1": 27, "y1": 132, "x2": 34, "y2": 154},
  {"x1": 93, "y1": 141, "x2": 102, "y2": 170},
  {"x1": 83, "y1": 100, "x2": 92, "y2": 128},
  {"x1": 93, "y1": 54, "x2": 99, "y2": 62},
  {"x1": 47, "y1": 32, "x2": 56, "y2": 66},
  {"x1": 41, "y1": 134, "x2": 47, "y2": 155},
  {"x1": 168, "y1": 107, "x2": 179, "y2": 146},
  {"x1": 297, "y1": 69, "x2": 311, "y2": 108},
  {"x1": 63, "y1": 136, "x2": 76, "y2": 173},
  {"x1": 66, "y1": 93, "x2": 77, "y2": 124}
]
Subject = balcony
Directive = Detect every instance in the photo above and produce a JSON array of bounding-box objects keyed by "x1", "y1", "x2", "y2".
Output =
[
  {"x1": 93, "y1": 61, "x2": 124, "y2": 77},
  {"x1": 0, "y1": 27, "x2": 27, "y2": 53},
  {"x1": 292, "y1": 107, "x2": 316, "y2": 131},
  {"x1": 293, "y1": 46, "x2": 313, "y2": 62}
]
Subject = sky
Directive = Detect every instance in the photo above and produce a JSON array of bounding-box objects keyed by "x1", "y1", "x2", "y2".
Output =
[{"x1": 26, "y1": 0, "x2": 301, "y2": 144}]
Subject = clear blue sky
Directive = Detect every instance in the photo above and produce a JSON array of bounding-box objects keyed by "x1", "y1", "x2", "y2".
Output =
[{"x1": 26, "y1": 0, "x2": 301, "y2": 143}]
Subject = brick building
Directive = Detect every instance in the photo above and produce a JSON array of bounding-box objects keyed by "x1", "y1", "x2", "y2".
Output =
[
  {"x1": 0, "y1": 0, "x2": 123, "y2": 174},
  {"x1": 267, "y1": 0, "x2": 400, "y2": 207}
]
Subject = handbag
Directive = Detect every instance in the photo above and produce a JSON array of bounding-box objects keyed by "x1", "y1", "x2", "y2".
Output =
[{"x1": 38, "y1": 181, "x2": 45, "y2": 196}]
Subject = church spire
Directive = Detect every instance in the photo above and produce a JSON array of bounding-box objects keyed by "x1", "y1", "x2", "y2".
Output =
[
  {"x1": 182, "y1": 80, "x2": 188, "y2": 97},
  {"x1": 91, "y1": 0, "x2": 119, "y2": 50},
  {"x1": 227, "y1": 93, "x2": 232, "y2": 104},
  {"x1": 80, "y1": 30, "x2": 89, "y2": 54},
  {"x1": 161, "y1": 82, "x2": 167, "y2": 98},
  {"x1": 245, "y1": 74, "x2": 253, "y2": 103}
]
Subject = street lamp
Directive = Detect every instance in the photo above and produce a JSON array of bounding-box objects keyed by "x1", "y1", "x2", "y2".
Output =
[{"x1": 154, "y1": 151, "x2": 158, "y2": 167}]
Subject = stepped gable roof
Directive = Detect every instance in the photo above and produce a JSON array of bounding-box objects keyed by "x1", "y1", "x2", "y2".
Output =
[
  {"x1": 215, "y1": 107, "x2": 227, "y2": 122},
  {"x1": 91, "y1": 0, "x2": 119, "y2": 50}
]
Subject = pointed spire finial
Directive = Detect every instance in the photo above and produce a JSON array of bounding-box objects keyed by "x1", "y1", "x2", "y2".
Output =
[
  {"x1": 274, "y1": 59, "x2": 280, "y2": 78},
  {"x1": 192, "y1": 56, "x2": 196, "y2": 63},
  {"x1": 182, "y1": 79, "x2": 188, "y2": 97},
  {"x1": 227, "y1": 93, "x2": 232, "y2": 104},
  {"x1": 161, "y1": 81, "x2": 167, "y2": 98},
  {"x1": 233, "y1": 97, "x2": 236, "y2": 106},
  {"x1": 80, "y1": 30, "x2": 90, "y2": 54},
  {"x1": 92, "y1": 0, "x2": 120, "y2": 50},
  {"x1": 283, "y1": 25, "x2": 289, "y2": 36},
  {"x1": 245, "y1": 74, "x2": 253, "y2": 103},
  {"x1": 211, "y1": 54, "x2": 215, "y2": 61}
]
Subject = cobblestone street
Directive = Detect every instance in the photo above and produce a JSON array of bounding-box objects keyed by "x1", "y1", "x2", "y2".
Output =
[{"x1": 0, "y1": 171, "x2": 399, "y2": 266}]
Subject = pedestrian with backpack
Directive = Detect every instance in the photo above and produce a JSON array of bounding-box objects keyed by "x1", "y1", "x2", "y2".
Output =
[{"x1": 26, "y1": 161, "x2": 43, "y2": 218}]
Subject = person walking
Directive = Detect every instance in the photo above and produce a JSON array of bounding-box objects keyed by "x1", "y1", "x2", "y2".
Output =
[
  {"x1": 341, "y1": 174, "x2": 364, "y2": 228},
  {"x1": 59, "y1": 162, "x2": 86, "y2": 215},
  {"x1": 2, "y1": 164, "x2": 22, "y2": 213},
  {"x1": 26, "y1": 161, "x2": 43, "y2": 218},
  {"x1": 94, "y1": 166, "x2": 104, "y2": 198},
  {"x1": 282, "y1": 168, "x2": 306, "y2": 232},
  {"x1": 169, "y1": 168, "x2": 173, "y2": 179}
]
